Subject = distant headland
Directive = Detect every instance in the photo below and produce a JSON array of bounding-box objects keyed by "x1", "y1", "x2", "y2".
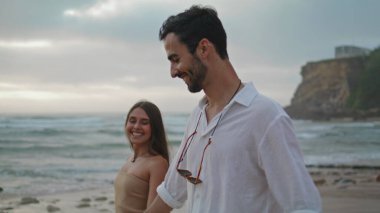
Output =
[{"x1": 285, "y1": 45, "x2": 380, "y2": 121}]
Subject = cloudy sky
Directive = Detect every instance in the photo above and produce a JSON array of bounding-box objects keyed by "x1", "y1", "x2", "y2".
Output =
[{"x1": 0, "y1": 0, "x2": 379, "y2": 114}]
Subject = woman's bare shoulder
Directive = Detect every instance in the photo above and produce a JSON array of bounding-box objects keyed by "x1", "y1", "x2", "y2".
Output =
[{"x1": 147, "y1": 155, "x2": 169, "y2": 170}]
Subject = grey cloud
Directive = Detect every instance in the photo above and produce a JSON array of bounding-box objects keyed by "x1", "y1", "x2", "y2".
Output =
[
  {"x1": 1, "y1": 0, "x2": 379, "y2": 113},
  {"x1": 0, "y1": 0, "x2": 95, "y2": 37},
  {"x1": 0, "y1": 38, "x2": 171, "y2": 88},
  {"x1": 225, "y1": 0, "x2": 380, "y2": 67},
  {"x1": 0, "y1": 0, "x2": 175, "y2": 44}
]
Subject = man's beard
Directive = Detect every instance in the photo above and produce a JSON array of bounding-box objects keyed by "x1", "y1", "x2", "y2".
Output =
[{"x1": 187, "y1": 55, "x2": 207, "y2": 93}]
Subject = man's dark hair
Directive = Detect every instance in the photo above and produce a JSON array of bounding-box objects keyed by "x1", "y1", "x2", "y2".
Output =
[{"x1": 159, "y1": 5, "x2": 229, "y2": 59}]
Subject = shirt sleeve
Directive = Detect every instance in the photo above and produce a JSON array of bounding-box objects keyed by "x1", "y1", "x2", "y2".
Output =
[
  {"x1": 258, "y1": 115, "x2": 322, "y2": 213},
  {"x1": 156, "y1": 109, "x2": 199, "y2": 209},
  {"x1": 156, "y1": 146, "x2": 188, "y2": 208}
]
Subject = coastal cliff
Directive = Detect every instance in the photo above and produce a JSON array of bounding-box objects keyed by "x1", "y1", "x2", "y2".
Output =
[{"x1": 285, "y1": 50, "x2": 380, "y2": 120}]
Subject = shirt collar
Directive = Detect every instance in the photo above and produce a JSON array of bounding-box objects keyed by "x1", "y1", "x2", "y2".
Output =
[{"x1": 197, "y1": 82, "x2": 258, "y2": 109}]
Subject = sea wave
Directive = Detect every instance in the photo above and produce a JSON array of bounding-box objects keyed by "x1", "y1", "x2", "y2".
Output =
[
  {"x1": 1, "y1": 113, "x2": 379, "y2": 198},
  {"x1": 0, "y1": 142, "x2": 127, "y2": 154},
  {"x1": 0, "y1": 116, "x2": 105, "y2": 128},
  {"x1": 96, "y1": 129, "x2": 123, "y2": 136},
  {"x1": 0, "y1": 167, "x2": 60, "y2": 179}
]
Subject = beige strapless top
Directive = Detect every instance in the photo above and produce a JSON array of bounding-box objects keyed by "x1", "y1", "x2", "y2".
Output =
[{"x1": 114, "y1": 170, "x2": 149, "y2": 213}]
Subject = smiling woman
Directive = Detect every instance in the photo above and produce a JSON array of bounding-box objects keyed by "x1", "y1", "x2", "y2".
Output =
[{"x1": 114, "y1": 100, "x2": 169, "y2": 213}]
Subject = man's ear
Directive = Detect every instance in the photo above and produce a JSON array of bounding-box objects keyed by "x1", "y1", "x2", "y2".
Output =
[{"x1": 196, "y1": 38, "x2": 210, "y2": 58}]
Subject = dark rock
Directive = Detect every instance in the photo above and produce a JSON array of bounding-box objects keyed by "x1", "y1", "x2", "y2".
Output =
[
  {"x1": 326, "y1": 171, "x2": 340, "y2": 176},
  {"x1": 47, "y1": 205, "x2": 60, "y2": 212},
  {"x1": 95, "y1": 196, "x2": 107, "y2": 201},
  {"x1": 0, "y1": 207, "x2": 14, "y2": 211},
  {"x1": 309, "y1": 171, "x2": 322, "y2": 176},
  {"x1": 0, "y1": 186, "x2": 3, "y2": 192},
  {"x1": 50, "y1": 199, "x2": 60, "y2": 204},
  {"x1": 20, "y1": 197, "x2": 39, "y2": 205},
  {"x1": 313, "y1": 178, "x2": 326, "y2": 186},
  {"x1": 81, "y1": 198, "x2": 91, "y2": 202},
  {"x1": 76, "y1": 203, "x2": 91, "y2": 208},
  {"x1": 376, "y1": 174, "x2": 380, "y2": 182}
]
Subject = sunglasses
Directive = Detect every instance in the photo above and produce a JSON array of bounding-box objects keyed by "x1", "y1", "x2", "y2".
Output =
[
  {"x1": 177, "y1": 80, "x2": 241, "y2": 184},
  {"x1": 176, "y1": 111, "x2": 223, "y2": 184}
]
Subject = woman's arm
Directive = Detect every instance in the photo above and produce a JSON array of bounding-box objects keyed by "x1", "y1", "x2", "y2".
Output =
[{"x1": 147, "y1": 156, "x2": 169, "y2": 206}]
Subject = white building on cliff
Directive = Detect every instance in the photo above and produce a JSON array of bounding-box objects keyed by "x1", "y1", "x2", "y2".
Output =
[{"x1": 335, "y1": 45, "x2": 371, "y2": 59}]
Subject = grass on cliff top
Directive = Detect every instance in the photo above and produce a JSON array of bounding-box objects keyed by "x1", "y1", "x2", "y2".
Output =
[{"x1": 347, "y1": 46, "x2": 380, "y2": 110}]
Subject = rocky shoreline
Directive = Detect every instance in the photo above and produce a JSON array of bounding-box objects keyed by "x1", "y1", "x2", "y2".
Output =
[
  {"x1": 285, "y1": 105, "x2": 380, "y2": 121},
  {"x1": 1, "y1": 167, "x2": 380, "y2": 213}
]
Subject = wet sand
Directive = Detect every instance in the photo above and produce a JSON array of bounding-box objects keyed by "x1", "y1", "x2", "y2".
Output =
[{"x1": 1, "y1": 167, "x2": 379, "y2": 213}]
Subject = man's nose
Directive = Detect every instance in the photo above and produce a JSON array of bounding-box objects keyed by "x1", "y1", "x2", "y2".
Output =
[{"x1": 170, "y1": 64, "x2": 178, "y2": 78}]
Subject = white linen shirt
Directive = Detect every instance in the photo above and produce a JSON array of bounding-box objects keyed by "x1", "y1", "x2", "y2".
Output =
[{"x1": 157, "y1": 82, "x2": 321, "y2": 213}]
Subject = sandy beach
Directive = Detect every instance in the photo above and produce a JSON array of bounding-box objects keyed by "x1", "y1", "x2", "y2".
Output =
[{"x1": 1, "y1": 167, "x2": 379, "y2": 213}]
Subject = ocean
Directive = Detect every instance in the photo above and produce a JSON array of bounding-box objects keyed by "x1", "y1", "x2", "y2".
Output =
[{"x1": 1, "y1": 113, "x2": 379, "y2": 198}]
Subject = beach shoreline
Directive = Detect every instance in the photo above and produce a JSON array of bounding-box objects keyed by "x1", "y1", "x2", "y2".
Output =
[{"x1": 1, "y1": 167, "x2": 379, "y2": 213}]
